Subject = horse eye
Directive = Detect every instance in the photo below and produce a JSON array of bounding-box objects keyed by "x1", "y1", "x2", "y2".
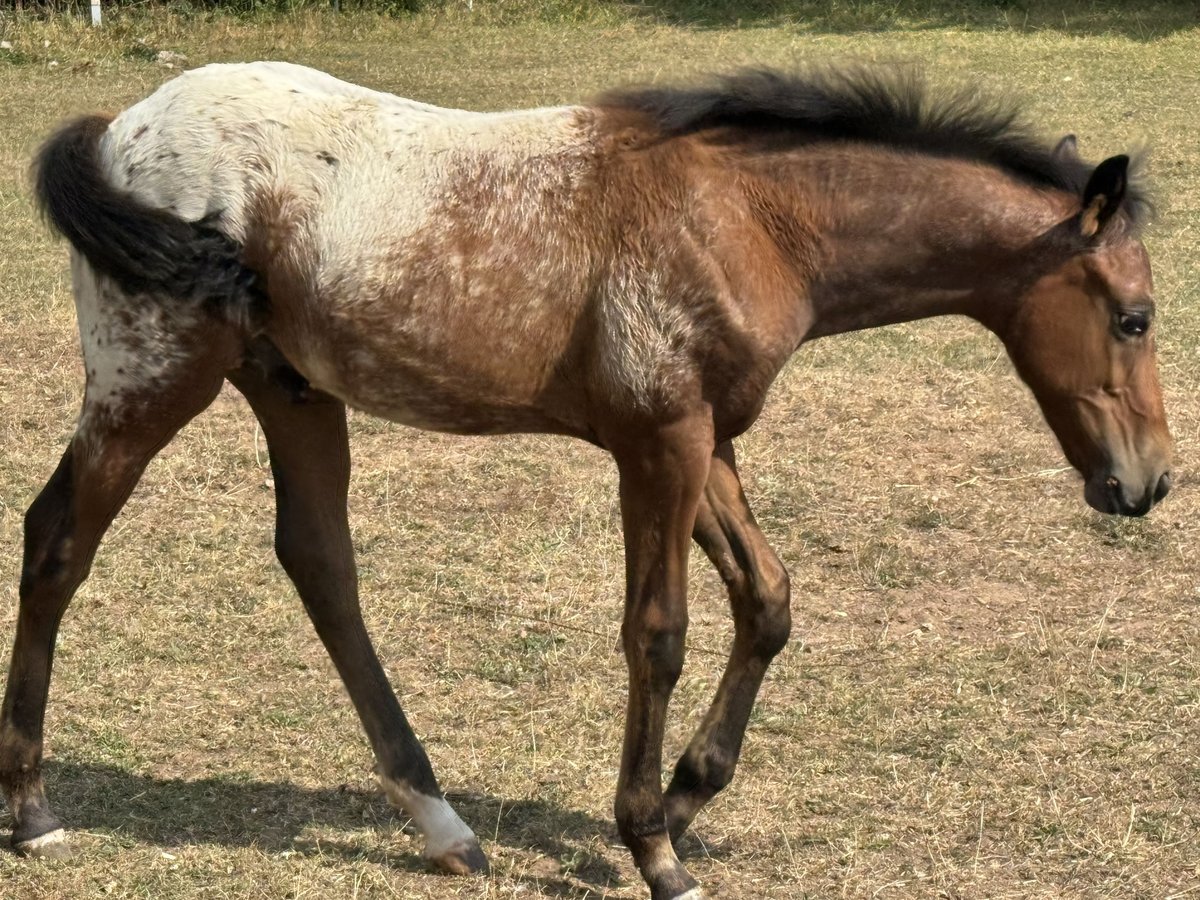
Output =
[{"x1": 1116, "y1": 311, "x2": 1151, "y2": 337}]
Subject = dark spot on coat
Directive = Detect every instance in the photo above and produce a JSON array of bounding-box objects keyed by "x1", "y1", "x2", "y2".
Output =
[
  {"x1": 133, "y1": 125, "x2": 149, "y2": 140},
  {"x1": 316, "y1": 151, "x2": 338, "y2": 166},
  {"x1": 126, "y1": 164, "x2": 138, "y2": 178}
]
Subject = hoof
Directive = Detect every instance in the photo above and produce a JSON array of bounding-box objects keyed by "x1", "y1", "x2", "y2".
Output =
[
  {"x1": 14, "y1": 828, "x2": 72, "y2": 860},
  {"x1": 669, "y1": 890, "x2": 709, "y2": 900},
  {"x1": 427, "y1": 838, "x2": 489, "y2": 876}
]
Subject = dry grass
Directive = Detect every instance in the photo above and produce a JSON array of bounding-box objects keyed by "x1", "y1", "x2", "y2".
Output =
[{"x1": 1, "y1": 6, "x2": 1199, "y2": 899}]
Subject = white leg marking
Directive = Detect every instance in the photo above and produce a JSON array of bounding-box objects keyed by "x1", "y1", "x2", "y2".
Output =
[
  {"x1": 671, "y1": 889, "x2": 708, "y2": 900},
  {"x1": 16, "y1": 828, "x2": 66, "y2": 852},
  {"x1": 379, "y1": 775, "x2": 478, "y2": 860}
]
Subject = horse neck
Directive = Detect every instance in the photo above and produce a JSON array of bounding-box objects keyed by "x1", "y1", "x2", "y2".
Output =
[{"x1": 730, "y1": 146, "x2": 1077, "y2": 342}]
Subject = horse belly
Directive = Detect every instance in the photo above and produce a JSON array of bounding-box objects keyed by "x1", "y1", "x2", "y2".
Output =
[
  {"x1": 269, "y1": 281, "x2": 591, "y2": 437},
  {"x1": 332, "y1": 352, "x2": 581, "y2": 437}
]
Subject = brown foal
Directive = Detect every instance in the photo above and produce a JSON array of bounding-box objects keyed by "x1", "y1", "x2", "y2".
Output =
[{"x1": 2, "y1": 64, "x2": 1170, "y2": 899}]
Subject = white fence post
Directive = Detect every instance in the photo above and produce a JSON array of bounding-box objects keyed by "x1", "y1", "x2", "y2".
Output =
[{"x1": 91, "y1": 0, "x2": 102, "y2": 26}]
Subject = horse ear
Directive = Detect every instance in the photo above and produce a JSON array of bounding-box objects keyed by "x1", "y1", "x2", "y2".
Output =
[
  {"x1": 1052, "y1": 134, "x2": 1079, "y2": 162},
  {"x1": 1079, "y1": 154, "x2": 1129, "y2": 239}
]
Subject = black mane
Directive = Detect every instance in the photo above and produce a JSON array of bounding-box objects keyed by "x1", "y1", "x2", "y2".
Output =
[{"x1": 602, "y1": 66, "x2": 1148, "y2": 221}]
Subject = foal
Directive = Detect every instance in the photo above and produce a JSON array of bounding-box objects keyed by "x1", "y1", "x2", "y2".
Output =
[{"x1": 3, "y1": 63, "x2": 1171, "y2": 899}]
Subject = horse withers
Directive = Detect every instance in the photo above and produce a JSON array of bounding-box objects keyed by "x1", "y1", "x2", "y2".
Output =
[{"x1": 2, "y1": 63, "x2": 1170, "y2": 899}]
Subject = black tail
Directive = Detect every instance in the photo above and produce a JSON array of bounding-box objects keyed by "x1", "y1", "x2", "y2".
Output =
[{"x1": 33, "y1": 114, "x2": 266, "y2": 328}]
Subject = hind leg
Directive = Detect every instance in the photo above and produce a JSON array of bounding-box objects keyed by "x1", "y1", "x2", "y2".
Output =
[
  {"x1": 0, "y1": 362, "x2": 233, "y2": 856},
  {"x1": 0, "y1": 257, "x2": 240, "y2": 856},
  {"x1": 228, "y1": 349, "x2": 486, "y2": 875}
]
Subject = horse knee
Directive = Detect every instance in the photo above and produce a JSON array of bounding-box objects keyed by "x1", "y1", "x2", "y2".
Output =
[
  {"x1": 746, "y1": 565, "x2": 791, "y2": 659},
  {"x1": 624, "y1": 620, "x2": 687, "y2": 693}
]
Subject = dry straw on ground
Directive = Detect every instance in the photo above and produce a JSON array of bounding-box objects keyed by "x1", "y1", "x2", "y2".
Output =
[{"x1": 0, "y1": 5, "x2": 1198, "y2": 898}]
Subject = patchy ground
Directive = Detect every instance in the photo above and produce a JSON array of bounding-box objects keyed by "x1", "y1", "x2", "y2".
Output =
[{"x1": 0, "y1": 5, "x2": 1198, "y2": 898}]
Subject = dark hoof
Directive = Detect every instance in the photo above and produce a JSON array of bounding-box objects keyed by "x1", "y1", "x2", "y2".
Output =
[
  {"x1": 14, "y1": 828, "x2": 72, "y2": 860},
  {"x1": 427, "y1": 839, "x2": 489, "y2": 876}
]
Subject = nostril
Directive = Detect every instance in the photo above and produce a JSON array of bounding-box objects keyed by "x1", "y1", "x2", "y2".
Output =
[
  {"x1": 1154, "y1": 472, "x2": 1171, "y2": 502},
  {"x1": 1104, "y1": 475, "x2": 1122, "y2": 509}
]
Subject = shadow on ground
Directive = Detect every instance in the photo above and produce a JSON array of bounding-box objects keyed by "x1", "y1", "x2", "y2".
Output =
[
  {"x1": 3, "y1": 760, "x2": 632, "y2": 894},
  {"x1": 624, "y1": 0, "x2": 1197, "y2": 39}
]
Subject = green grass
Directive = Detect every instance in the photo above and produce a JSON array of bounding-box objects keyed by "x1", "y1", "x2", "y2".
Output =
[{"x1": 0, "y1": 4, "x2": 1198, "y2": 899}]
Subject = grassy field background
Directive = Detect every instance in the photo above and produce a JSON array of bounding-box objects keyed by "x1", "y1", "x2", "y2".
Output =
[{"x1": 1, "y1": 3, "x2": 1199, "y2": 898}]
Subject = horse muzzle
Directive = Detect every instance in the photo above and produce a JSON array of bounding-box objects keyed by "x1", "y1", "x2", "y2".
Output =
[{"x1": 1084, "y1": 470, "x2": 1171, "y2": 517}]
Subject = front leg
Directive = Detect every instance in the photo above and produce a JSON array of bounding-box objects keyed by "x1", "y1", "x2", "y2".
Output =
[
  {"x1": 608, "y1": 414, "x2": 714, "y2": 900},
  {"x1": 665, "y1": 441, "x2": 792, "y2": 843}
]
